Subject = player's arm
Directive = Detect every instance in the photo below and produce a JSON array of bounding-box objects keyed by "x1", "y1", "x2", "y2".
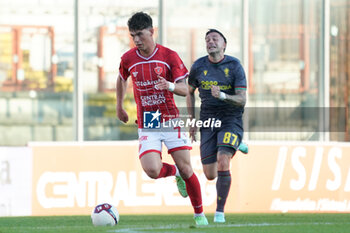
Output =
[
  {"x1": 173, "y1": 78, "x2": 188, "y2": 96},
  {"x1": 224, "y1": 89, "x2": 246, "y2": 107},
  {"x1": 116, "y1": 75, "x2": 129, "y2": 123},
  {"x1": 186, "y1": 85, "x2": 197, "y2": 142},
  {"x1": 186, "y1": 85, "x2": 196, "y2": 119},
  {"x1": 156, "y1": 76, "x2": 188, "y2": 96},
  {"x1": 211, "y1": 86, "x2": 246, "y2": 107}
]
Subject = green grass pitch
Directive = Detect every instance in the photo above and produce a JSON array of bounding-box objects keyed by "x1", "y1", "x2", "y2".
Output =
[{"x1": 0, "y1": 213, "x2": 349, "y2": 233}]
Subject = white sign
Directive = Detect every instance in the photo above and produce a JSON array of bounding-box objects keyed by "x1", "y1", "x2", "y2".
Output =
[{"x1": 0, "y1": 147, "x2": 32, "y2": 216}]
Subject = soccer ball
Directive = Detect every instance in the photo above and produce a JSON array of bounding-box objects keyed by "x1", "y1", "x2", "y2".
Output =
[{"x1": 91, "y1": 203, "x2": 119, "y2": 226}]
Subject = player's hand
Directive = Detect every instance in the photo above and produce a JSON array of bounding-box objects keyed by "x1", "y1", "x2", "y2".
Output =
[
  {"x1": 116, "y1": 106, "x2": 129, "y2": 123},
  {"x1": 189, "y1": 126, "x2": 197, "y2": 142},
  {"x1": 155, "y1": 76, "x2": 169, "y2": 90},
  {"x1": 211, "y1": 85, "x2": 221, "y2": 98}
]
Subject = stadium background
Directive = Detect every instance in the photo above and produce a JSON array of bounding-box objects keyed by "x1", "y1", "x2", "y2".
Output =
[{"x1": 0, "y1": 0, "x2": 350, "y2": 216}]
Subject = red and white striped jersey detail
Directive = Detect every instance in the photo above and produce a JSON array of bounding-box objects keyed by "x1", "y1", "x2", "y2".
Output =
[{"x1": 119, "y1": 44, "x2": 188, "y2": 128}]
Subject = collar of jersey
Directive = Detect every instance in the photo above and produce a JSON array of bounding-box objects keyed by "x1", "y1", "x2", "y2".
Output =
[
  {"x1": 208, "y1": 55, "x2": 226, "y2": 65},
  {"x1": 136, "y1": 45, "x2": 159, "y2": 60}
]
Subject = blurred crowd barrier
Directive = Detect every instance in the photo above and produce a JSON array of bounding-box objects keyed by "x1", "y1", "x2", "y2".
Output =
[{"x1": 1, "y1": 141, "x2": 350, "y2": 216}]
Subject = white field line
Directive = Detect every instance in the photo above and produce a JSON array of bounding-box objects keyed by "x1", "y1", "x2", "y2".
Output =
[{"x1": 109, "y1": 221, "x2": 346, "y2": 232}]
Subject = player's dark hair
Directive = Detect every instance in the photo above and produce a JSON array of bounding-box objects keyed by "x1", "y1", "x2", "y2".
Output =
[
  {"x1": 128, "y1": 12, "x2": 153, "y2": 31},
  {"x1": 206, "y1": 29, "x2": 227, "y2": 44}
]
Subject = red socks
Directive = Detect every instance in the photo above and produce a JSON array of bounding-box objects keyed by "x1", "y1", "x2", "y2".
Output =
[
  {"x1": 156, "y1": 165, "x2": 203, "y2": 214},
  {"x1": 156, "y1": 163, "x2": 176, "y2": 178},
  {"x1": 184, "y1": 173, "x2": 203, "y2": 214}
]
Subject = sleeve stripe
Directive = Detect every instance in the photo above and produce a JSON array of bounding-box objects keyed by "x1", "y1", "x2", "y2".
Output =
[
  {"x1": 174, "y1": 73, "x2": 189, "y2": 83},
  {"x1": 119, "y1": 73, "x2": 127, "y2": 81},
  {"x1": 235, "y1": 86, "x2": 247, "y2": 90}
]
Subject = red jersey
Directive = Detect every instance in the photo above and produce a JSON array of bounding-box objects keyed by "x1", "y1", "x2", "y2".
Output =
[{"x1": 119, "y1": 44, "x2": 188, "y2": 128}]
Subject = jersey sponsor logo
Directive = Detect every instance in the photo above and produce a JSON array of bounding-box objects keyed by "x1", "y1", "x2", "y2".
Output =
[
  {"x1": 135, "y1": 80, "x2": 159, "y2": 87},
  {"x1": 143, "y1": 110, "x2": 161, "y2": 128},
  {"x1": 154, "y1": 66, "x2": 163, "y2": 75},
  {"x1": 140, "y1": 94, "x2": 166, "y2": 106},
  {"x1": 203, "y1": 70, "x2": 208, "y2": 76},
  {"x1": 219, "y1": 85, "x2": 232, "y2": 90},
  {"x1": 201, "y1": 80, "x2": 218, "y2": 90},
  {"x1": 200, "y1": 80, "x2": 232, "y2": 90},
  {"x1": 224, "y1": 68, "x2": 230, "y2": 77},
  {"x1": 132, "y1": 71, "x2": 138, "y2": 77}
]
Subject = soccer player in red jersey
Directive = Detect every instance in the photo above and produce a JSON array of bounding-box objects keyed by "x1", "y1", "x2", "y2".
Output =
[{"x1": 116, "y1": 12, "x2": 208, "y2": 225}]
